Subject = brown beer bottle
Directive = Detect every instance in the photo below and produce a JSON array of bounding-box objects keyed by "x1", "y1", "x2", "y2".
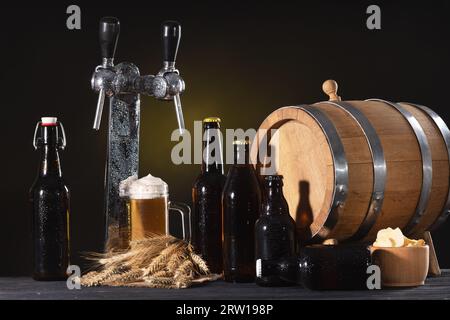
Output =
[
  {"x1": 29, "y1": 117, "x2": 70, "y2": 280},
  {"x1": 255, "y1": 175, "x2": 296, "y2": 286},
  {"x1": 222, "y1": 139, "x2": 261, "y2": 282},
  {"x1": 192, "y1": 117, "x2": 226, "y2": 274}
]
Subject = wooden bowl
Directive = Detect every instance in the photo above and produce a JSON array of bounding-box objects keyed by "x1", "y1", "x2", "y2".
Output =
[{"x1": 369, "y1": 245, "x2": 429, "y2": 287}]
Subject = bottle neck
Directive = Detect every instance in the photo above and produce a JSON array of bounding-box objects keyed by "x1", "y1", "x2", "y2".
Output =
[
  {"x1": 262, "y1": 181, "x2": 288, "y2": 215},
  {"x1": 202, "y1": 126, "x2": 224, "y2": 174},
  {"x1": 37, "y1": 126, "x2": 62, "y2": 178},
  {"x1": 233, "y1": 143, "x2": 250, "y2": 165}
]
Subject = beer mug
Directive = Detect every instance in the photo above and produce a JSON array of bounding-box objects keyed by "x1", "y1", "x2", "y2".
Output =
[{"x1": 120, "y1": 174, "x2": 191, "y2": 241}]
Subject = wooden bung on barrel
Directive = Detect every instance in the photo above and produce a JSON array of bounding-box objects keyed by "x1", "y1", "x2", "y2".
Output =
[{"x1": 253, "y1": 80, "x2": 450, "y2": 243}]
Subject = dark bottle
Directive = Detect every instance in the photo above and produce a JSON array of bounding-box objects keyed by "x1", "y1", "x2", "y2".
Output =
[
  {"x1": 255, "y1": 175, "x2": 296, "y2": 286},
  {"x1": 222, "y1": 139, "x2": 261, "y2": 282},
  {"x1": 257, "y1": 244, "x2": 372, "y2": 290},
  {"x1": 192, "y1": 117, "x2": 226, "y2": 274},
  {"x1": 29, "y1": 117, "x2": 70, "y2": 281},
  {"x1": 299, "y1": 244, "x2": 371, "y2": 290}
]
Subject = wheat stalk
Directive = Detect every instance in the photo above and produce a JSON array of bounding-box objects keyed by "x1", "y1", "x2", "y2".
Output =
[
  {"x1": 174, "y1": 259, "x2": 194, "y2": 278},
  {"x1": 81, "y1": 234, "x2": 220, "y2": 289},
  {"x1": 143, "y1": 242, "x2": 180, "y2": 276},
  {"x1": 190, "y1": 252, "x2": 210, "y2": 275},
  {"x1": 151, "y1": 270, "x2": 173, "y2": 278},
  {"x1": 102, "y1": 268, "x2": 142, "y2": 286},
  {"x1": 81, "y1": 264, "x2": 125, "y2": 287},
  {"x1": 145, "y1": 276, "x2": 176, "y2": 289},
  {"x1": 174, "y1": 274, "x2": 193, "y2": 288}
]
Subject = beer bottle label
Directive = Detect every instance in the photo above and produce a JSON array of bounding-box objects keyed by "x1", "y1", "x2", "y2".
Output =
[{"x1": 256, "y1": 259, "x2": 262, "y2": 278}]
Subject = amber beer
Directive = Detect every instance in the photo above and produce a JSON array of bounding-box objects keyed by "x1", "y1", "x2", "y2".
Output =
[
  {"x1": 129, "y1": 196, "x2": 168, "y2": 239},
  {"x1": 121, "y1": 174, "x2": 170, "y2": 241}
]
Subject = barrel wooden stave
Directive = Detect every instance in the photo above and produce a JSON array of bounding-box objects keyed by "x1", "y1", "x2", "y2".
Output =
[
  {"x1": 348, "y1": 101, "x2": 423, "y2": 240},
  {"x1": 399, "y1": 103, "x2": 450, "y2": 237},
  {"x1": 313, "y1": 102, "x2": 373, "y2": 240}
]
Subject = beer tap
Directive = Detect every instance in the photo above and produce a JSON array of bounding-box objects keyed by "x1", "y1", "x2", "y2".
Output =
[
  {"x1": 92, "y1": 17, "x2": 120, "y2": 130},
  {"x1": 159, "y1": 21, "x2": 185, "y2": 133},
  {"x1": 91, "y1": 17, "x2": 186, "y2": 250}
]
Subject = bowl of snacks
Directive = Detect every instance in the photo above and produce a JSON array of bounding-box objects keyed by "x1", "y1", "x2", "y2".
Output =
[{"x1": 369, "y1": 227, "x2": 429, "y2": 287}]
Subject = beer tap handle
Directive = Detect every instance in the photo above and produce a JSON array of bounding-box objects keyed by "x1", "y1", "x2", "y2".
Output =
[
  {"x1": 93, "y1": 87, "x2": 106, "y2": 131},
  {"x1": 162, "y1": 21, "x2": 185, "y2": 134},
  {"x1": 100, "y1": 17, "x2": 120, "y2": 61},
  {"x1": 93, "y1": 17, "x2": 120, "y2": 130},
  {"x1": 173, "y1": 94, "x2": 185, "y2": 134},
  {"x1": 162, "y1": 21, "x2": 181, "y2": 67}
]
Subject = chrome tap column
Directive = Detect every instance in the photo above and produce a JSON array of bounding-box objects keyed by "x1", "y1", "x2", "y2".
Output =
[{"x1": 91, "y1": 17, "x2": 185, "y2": 250}]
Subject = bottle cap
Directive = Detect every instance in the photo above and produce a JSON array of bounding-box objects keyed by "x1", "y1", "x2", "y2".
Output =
[
  {"x1": 203, "y1": 117, "x2": 221, "y2": 123},
  {"x1": 41, "y1": 117, "x2": 58, "y2": 126}
]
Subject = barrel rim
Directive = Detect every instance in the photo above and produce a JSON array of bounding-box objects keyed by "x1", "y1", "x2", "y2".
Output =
[
  {"x1": 253, "y1": 105, "x2": 348, "y2": 242},
  {"x1": 367, "y1": 99, "x2": 433, "y2": 235},
  {"x1": 318, "y1": 100, "x2": 387, "y2": 241}
]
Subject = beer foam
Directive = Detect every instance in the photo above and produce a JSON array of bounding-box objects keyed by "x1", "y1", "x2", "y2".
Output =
[
  {"x1": 120, "y1": 174, "x2": 168, "y2": 199},
  {"x1": 119, "y1": 175, "x2": 138, "y2": 197}
]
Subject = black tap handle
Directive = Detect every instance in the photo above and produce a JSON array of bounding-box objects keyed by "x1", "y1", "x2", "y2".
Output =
[
  {"x1": 99, "y1": 17, "x2": 120, "y2": 59},
  {"x1": 162, "y1": 21, "x2": 181, "y2": 63}
]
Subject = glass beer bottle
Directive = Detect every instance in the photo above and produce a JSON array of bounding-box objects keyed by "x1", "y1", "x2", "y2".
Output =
[
  {"x1": 256, "y1": 257, "x2": 300, "y2": 286},
  {"x1": 255, "y1": 175, "x2": 296, "y2": 286},
  {"x1": 29, "y1": 117, "x2": 70, "y2": 280},
  {"x1": 256, "y1": 244, "x2": 372, "y2": 289},
  {"x1": 222, "y1": 139, "x2": 261, "y2": 282},
  {"x1": 192, "y1": 117, "x2": 226, "y2": 274}
]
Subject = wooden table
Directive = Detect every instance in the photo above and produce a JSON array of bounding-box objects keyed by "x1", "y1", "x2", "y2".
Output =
[{"x1": 1, "y1": 270, "x2": 449, "y2": 300}]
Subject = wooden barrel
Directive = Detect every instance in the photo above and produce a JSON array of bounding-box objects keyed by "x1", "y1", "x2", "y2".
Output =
[{"x1": 254, "y1": 80, "x2": 450, "y2": 242}]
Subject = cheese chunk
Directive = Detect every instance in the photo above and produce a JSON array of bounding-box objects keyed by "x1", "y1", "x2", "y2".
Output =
[{"x1": 373, "y1": 227, "x2": 405, "y2": 247}]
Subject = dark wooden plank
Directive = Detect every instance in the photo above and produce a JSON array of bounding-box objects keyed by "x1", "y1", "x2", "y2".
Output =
[{"x1": 1, "y1": 271, "x2": 450, "y2": 300}]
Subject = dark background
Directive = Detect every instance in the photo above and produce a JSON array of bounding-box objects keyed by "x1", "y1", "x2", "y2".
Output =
[{"x1": 1, "y1": 0, "x2": 450, "y2": 276}]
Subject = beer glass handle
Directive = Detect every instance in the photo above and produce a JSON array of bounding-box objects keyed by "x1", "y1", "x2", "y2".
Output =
[{"x1": 169, "y1": 202, "x2": 191, "y2": 242}]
